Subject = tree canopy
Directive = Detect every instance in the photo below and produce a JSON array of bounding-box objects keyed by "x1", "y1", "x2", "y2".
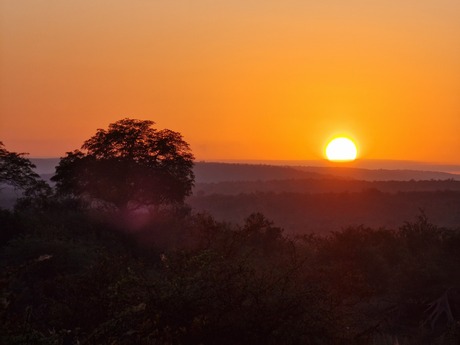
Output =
[
  {"x1": 0, "y1": 141, "x2": 49, "y2": 197},
  {"x1": 52, "y1": 118, "x2": 195, "y2": 209}
]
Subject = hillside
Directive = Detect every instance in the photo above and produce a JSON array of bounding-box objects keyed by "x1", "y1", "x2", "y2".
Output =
[
  {"x1": 188, "y1": 190, "x2": 460, "y2": 234},
  {"x1": 193, "y1": 162, "x2": 329, "y2": 183},
  {"x1": 187, "y1": 163, "x2": 460, "y2": 235},
  {"x1": 194, "y1": 179, "x2": 460, "y2": 195},
  {"x1": 30, "y1": 159, "x2": 460, "y2": 182}
]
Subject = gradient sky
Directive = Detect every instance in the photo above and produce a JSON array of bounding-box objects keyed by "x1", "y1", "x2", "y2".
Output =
[{"x1": 1, "y1": 0, "x2": 459, "y2": 163}]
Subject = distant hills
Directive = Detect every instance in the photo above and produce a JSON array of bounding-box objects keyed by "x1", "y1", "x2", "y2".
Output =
[
  {"x1": 190, "y1": 162, "x2": 460, "y2": 233},
  {"x1": 2, "y1": 158, "x2": 458, "y2": 233},
  {"x1": 32, "y1": 159, "x2": 460, "y2": 183},
  {"x1": 194, "y1": 162, "x2": 459, "y2": 183},
  {"x1": 207, "y1": 159, "x2": 460, "y2": 175},
  {"x1": 193, "y1": 163, "x2": 327, "y2": 183},
  {"x1": 294, "y1": 166, "x2": 458, "y2": 181}
]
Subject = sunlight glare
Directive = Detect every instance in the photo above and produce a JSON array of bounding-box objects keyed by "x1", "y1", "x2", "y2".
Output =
[{"x1": 325, "y1": 137, "x2": 358, "y2": 162}]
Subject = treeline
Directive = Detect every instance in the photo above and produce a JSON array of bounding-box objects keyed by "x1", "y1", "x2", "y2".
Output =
[
  {"x1": 189, "y1": 190, "x2": 460, "y2": 233},
  {"x1": 194, "y1": 178, "x2": 460, "y2": 195},
  {"x1": 2, "y1": 199, "x2": 460, "y2": 344},
  {"x1": 192, "y1": 162, "x2": 459, "y2": 183}
]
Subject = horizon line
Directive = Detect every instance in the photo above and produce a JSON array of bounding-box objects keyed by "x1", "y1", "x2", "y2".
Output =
[{"x1": 30, "y1": 157, "x2": 460, "y2": 175}]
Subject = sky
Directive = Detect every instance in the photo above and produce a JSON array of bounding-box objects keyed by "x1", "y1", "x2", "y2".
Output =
[{"x1": 1, "y1": 0, "x2": 459, "y2": 164}]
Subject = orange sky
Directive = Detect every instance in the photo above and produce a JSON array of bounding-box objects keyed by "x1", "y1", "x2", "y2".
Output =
[{"x1": 1, "y1": 0, "x2": 459, "y2": 164}]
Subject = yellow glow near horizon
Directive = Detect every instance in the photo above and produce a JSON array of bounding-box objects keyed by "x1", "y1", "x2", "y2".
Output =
[{"x1": 325, "y1": 137, "x2": 358, "y2": 162}]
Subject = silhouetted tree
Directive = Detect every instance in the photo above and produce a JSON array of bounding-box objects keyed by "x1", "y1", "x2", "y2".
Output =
[
  {"x1": 0, "y1": 141, "x2": 50, "y2": 198},
  {"x1": 52, "y1": 118, "x2": 195, "y2": 210}
]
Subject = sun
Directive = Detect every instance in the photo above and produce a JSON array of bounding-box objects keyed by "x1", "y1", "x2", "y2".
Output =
[{"x1": 325, "y1": 137, "x2": 358, "y2": 162}]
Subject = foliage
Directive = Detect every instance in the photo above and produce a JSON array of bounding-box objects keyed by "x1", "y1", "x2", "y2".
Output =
[
  {"x1": 189, "y1": 189, "x2": 460, "y2": 233},
  {"x1": 0, "y1": 141, "x2": 51, "y2": 199},
  {"x1": 0, "y1": 201, "x2": 350, "y2": 344},
  {"x1": 2, "y1": 164, "x2": 460, "y2": 344},
  {"x1": 52, "y1": 118, "x2": 195, "y2": 210}
]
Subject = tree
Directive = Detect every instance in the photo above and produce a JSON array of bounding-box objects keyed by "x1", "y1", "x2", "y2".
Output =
[
  {"x1": 52, "y1": 118, "x2": 195, "y2": 210},
  {"x1": 0, "y1": 141, "x2": 49, "y2": 198}
]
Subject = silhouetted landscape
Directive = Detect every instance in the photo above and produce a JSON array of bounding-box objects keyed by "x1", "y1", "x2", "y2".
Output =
[
  {"x1": 2, "y1": 120, "x2": 460, "y2": 345},
  {"x1": 189, "y1": 163, "x2": 460, "y2": 233},
  {"x1": 3, "y1": 160, "x2": 460, "y2": 233}
]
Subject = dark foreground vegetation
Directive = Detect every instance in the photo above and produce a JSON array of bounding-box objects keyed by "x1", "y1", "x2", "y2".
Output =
[
  {"x1": 189, "y1": 189, "x2": 460, "y2": 233},
  {"x1": 2, "y1": 121, "x2": 460, "y2": 344},
  {"x1": 2, "y1": 200, "x2": 460, "y2": 345}
]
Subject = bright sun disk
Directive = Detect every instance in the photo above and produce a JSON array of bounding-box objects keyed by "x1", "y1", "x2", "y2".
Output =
[{"x1": 325, "y1": 137, "x2": 357, "y2": 162}]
